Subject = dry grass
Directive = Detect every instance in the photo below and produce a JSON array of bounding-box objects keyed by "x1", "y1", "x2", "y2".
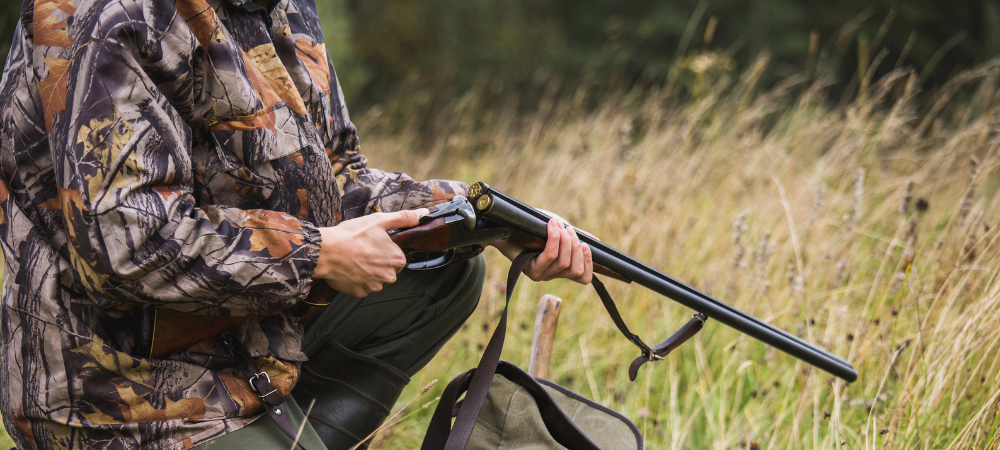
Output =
[
  {"x1": 5, "y1": 57, "x2": 1000, "y2": 449},
  {"x1": 361, "y1": 58, "x2": 1000, "y2": 449}
]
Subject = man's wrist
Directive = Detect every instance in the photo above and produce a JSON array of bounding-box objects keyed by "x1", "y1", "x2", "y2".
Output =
[{"x1": 489, "y1": 239, "x2": 522, "y2": 262}]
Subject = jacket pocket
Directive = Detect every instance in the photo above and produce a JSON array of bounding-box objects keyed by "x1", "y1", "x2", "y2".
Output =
[{"x1": 209, "y1": 102, "x2": 321, "y2": 172}]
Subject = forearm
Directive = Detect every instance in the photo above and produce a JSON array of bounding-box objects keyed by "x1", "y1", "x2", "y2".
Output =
[{"x1": 339, "y1": 167, "x2": 469, "y2": 219}]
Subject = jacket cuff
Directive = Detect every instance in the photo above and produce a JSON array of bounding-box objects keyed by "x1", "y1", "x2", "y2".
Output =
[{"x1": 291, "y1": 223, "x2": 324, "y2": 309}]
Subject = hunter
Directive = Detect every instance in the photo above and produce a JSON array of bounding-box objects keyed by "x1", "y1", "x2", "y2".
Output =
[{"x1": 0, "y1": 0, "x2": 593, "y2": 448}]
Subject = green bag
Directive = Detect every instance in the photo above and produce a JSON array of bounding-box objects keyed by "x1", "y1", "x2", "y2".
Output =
[
  {"x1": 423, "y1": 361, "x2": 642, "y2": 450},
  {"x1": 420, "y1": 252, "x2": 685, "y2": 450}
]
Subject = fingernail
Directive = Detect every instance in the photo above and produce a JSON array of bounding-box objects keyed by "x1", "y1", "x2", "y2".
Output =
[{"x1": 416, "y1": 208, "x2": 430, "y2": 217}]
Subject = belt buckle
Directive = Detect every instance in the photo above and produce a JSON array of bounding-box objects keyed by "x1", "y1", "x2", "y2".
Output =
[{"x1": 248, "y1": 371, "x2": 278, "y2": 399}]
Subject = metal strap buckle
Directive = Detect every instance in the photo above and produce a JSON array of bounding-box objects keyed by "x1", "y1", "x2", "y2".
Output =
[
  {"x1": 248, "y1": 371, "x2": 277, "y2": 399},
  {"x1": 640, "y1": 347, "x2": 664, "y2": 362}
]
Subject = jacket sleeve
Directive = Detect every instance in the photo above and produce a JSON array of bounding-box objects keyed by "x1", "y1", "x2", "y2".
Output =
[
  {"x1": 320, "y1": 61, "x2": 468, "y2": 220},
  {"x1": 49, "y1": 17, "x2": 321, "y2": 317}
]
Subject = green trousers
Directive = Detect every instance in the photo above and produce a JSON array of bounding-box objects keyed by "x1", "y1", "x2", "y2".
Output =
[{"x1": 195, "y1": 255, "x2": 487, "y2": 449}]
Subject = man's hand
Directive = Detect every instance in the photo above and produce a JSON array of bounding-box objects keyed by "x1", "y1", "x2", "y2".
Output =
[
  {"x1": 315, "y1": 209, "x2": 429, "y2": 297},
  {"x1": 492, "y1": 217, "x2": 594, "y2": 285}
]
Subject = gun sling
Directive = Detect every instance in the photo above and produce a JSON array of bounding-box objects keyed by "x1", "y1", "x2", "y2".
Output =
[{"x1": 424, "y1": 251, "x2": 705, "y2": 449}]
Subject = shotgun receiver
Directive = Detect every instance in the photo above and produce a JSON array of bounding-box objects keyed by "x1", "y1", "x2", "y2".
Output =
[{"x1": 142, "y1": 182, "x2": 858, "y2": 383}]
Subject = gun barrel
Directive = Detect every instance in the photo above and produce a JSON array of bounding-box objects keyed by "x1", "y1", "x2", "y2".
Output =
[{"x1": 473, "y1": 183, "x2": 857, "y2": 383}]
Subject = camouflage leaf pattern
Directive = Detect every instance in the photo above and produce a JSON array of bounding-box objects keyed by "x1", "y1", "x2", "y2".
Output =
[{"x1": 0, "y1": 0, "x2": 466, "y2": 448}]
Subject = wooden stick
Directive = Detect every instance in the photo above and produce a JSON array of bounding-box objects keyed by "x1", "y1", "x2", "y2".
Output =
[{"x1": 528, "y1": 294, "x2": 562, "y2": 379}]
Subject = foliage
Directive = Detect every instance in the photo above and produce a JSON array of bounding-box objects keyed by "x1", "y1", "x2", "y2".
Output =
[
  {"x1": 332, "y1": 0, "x2": 1000, "y2": 108},
  {"x1": 0, "y1": 2, "x2": 20, "y2": 66},
  {"x1": 3, "y1": 1, "x2": 999, "y2": 107}
]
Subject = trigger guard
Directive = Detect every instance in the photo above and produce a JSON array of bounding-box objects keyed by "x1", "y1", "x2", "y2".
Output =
[{"x1": 405, "y1": 250, "x2": 456, "y2": 270}]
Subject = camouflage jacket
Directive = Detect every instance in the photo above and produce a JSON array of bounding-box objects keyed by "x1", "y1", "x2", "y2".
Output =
[{"x1": 0, "y1": 0, "x2": 465, "y2": 448}]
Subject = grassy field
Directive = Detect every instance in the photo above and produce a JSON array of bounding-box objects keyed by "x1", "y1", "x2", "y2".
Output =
[
  {"x1": 5, "y1": 58, "x2": 1000, "y2": 448},
  {"x1": 357, "y1": 58, "x2": 1000, "y2": 449}
]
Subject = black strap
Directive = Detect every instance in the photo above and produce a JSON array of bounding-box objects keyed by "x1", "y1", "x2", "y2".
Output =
[
  {"x1": 225, "y1": 335, "x2": 306, "y2": 449},
  {"x1": 422, "y1": 371, "x2": 474, "y2": 449},
  {"x1": 627, "y1": 313, "x2": 706, "y2": 381},
  {"x1": 422, "y1": 252, "x2": 601, "y2": 450},
  {"x1": 592, "y1": 276, "x2": 708, "y2": 381},
  {"x1": 422, "y1": 252, "x2": 707, "y2": 450},
  {"x1": 439, "y1": 251, "x2": 539, "y2": 450},
  {"x1": 591, "y1": 277, "x2": 651, "y2": 355}
]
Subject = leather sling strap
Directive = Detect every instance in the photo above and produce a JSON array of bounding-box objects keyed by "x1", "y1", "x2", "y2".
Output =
[
  {"x1": 423, "y1": 252, "x2": 601, "y2": 450},
  {"x1": 225, "y1": 334, "x2": 307, "y2": 449},
  {"x1": 423, "y1": 362, "x2": 603, "y2": 450},
  {"x1": 425, "y1": 251, "x2": 707, "y2": 449},
  {"x1": 437, "y1": 251, "x2": 540, "y2": 450},
  {"x1": 590, "y1": 276, "x2": 708, "y2": 381},
  {"x1": 420, "y1": 252, "x2": 707, "y2": 450}
]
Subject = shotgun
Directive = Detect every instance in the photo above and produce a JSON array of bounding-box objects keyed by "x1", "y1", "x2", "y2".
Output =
[{"x1": 141, "y1": 182, "x2": 858, "y2": 383}]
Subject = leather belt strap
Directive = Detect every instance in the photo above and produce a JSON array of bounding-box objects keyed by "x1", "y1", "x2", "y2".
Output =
[{"x1": 224, "y1": 334, "x2": 306, "y2": 449}]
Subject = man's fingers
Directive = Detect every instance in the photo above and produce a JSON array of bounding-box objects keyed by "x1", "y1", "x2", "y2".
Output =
[
  {"x1": 539, "y1": 225, "x2": 573, "y2": 280},
  {"x1": 536, "y1": 219, "x2": 561, "y2": 265},
  {"x1": 380, "y1": 208, "x2": 430, "y2": 230},
  {"x1": 574, "y1": 244, "x2": 593, "y2": 284},
  {"x1": 549, "y1": 231, "x2": 585, "y2": 281},
  {"x1": 567, "y1": 228, "x2": 585, "y2": 278},
  {"x1": 390, "y1": 246, "x2": 407, "y2": 265},
  {"x1": 538, "y1": 227, "x2": 573, "y2": 281},
  {"x1": 522, "y1": 219, "x2": 558, "y2": 280},
  {"x1": 521, "y1": 218, "x2": 595, "y2": 284}
]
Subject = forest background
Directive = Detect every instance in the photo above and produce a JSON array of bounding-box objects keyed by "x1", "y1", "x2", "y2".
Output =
[
  {"x1": 4, "y1": 1, "x2": 1000, "y2": 449},
  {"x1": 1, "y1": 0, "x2": 998, "y2": 110}
]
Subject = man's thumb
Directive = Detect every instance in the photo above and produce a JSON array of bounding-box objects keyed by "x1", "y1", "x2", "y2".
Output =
[{"x1": 382, "y1": 208, "x2": 429, "y2": 229}]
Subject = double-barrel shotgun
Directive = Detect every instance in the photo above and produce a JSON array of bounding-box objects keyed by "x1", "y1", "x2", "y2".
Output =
[{"x1": 141, "y1": 182, "x2": 858, "y2": 383}]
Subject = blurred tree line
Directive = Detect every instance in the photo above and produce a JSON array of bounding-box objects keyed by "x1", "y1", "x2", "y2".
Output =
[
  {"x1": 1, "y1": 0, "x2": 998, "y2": 110},
  {"x1": 321, "y1": 0, "x2": 1000, "y2": 110}
]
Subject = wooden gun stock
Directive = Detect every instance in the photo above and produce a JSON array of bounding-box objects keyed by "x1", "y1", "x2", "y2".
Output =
[{"x1": 144, "y1": 310, "x2": 250, "y2": 358}]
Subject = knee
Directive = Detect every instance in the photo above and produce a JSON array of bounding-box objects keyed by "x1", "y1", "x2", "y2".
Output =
[{"x1": 465, "y1": 253, "x2": 487, "y2": 282}]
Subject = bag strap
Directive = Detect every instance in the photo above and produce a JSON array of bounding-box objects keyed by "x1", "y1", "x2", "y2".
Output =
[
  {"x1": 438, "y1": 251, "x2": 539, "y2": 449},
  {"x1": 423, "y1": 251, "x2": 708, "y2": 449}
]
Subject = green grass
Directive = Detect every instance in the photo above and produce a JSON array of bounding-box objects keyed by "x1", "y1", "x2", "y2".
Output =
[{"x1": 5, "y1": 58, "x2": 1000, "y2": 448}]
